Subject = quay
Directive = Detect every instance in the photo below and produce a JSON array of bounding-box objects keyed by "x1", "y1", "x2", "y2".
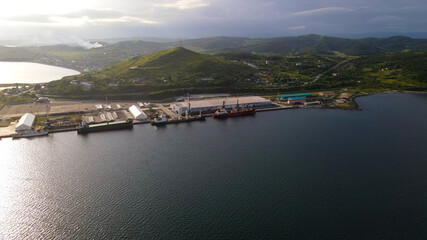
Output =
[{"x1": 0, "y1": 91, "x2": 361, "y2": 138}]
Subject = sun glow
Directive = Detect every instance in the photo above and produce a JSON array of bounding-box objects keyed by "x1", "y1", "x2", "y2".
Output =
[{"x1": 0, "y1": 0, "x2": 97, "y2": 17}]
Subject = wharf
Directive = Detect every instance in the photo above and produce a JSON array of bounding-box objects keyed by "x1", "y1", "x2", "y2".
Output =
[
  {"x1": 47, "y1": 127, "x2": 79, "y2": 134},
  {"x1": 256, "y1": 105, "x2": 298, "y2": 112},
  {"x1": 133, "y1": 120, "x2": 151, "y2": 125},
  {"x1": 151, "y1": 116, "x2": 205, "y2": 126},
  {"x1": 158, "y1": 104, "x2": 175, "y2": 117}
]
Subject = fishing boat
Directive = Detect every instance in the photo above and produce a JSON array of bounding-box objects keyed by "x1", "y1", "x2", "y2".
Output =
[{"x1": 151, "y1": 114, "x2": 167, "y2": 126}]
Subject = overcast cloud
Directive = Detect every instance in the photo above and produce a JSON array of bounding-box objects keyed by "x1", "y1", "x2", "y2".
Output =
[{"x1": 0, "y1": 0, "x2": 426, "y2": 42}]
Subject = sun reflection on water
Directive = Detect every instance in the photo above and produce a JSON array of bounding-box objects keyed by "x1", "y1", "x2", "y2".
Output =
[{"x1": 0, "y1": 138, "x2": 30, "y2": 238}]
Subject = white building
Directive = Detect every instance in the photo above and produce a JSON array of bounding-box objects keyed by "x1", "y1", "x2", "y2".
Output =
[
  {"x1": 108, "y1": 82, "x2": 119, "y2": 87},
  {"x1": 16, "y1": 113, "x2": 35, "y2": 132},
  {"x1": 80, "y1": 82, "x2": 95, "y2": 90},
  {"x1": 128, "y1": 105, "x2": 148, "y2": 120},
  {"x1": 171, "y1": 96, "x2": 272, "y2": 114}
]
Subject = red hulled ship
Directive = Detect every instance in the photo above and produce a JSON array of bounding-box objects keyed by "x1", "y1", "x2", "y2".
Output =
[{"x1": 212, "y1": 99, "x2": 256, "y2": 119}]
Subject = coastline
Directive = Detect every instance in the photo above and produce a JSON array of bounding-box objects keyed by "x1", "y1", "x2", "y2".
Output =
[
  {"x1": 325, "y1": 90, "x2": 427, "y2": 111},
  {"x1": 0, "y1": 61, "x2": 80, "y2": 85},
  {"x1": 0, "y1": 60, "x2": 82, "y2": 72},
  {"x1": 1, "y1": 91, "x2": 425, "y2": 139}
]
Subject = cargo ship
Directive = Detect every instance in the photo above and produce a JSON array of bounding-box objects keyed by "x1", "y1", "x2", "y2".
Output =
[
  {"x1": 212, "y1": 99, "x2": 256, "y2": 119},
  {"x1": 212, "y1": 107, "x2": 256, "y2": 119},
  {"x1": 151, "y1": 114, "x2": 205, "y2": 126},
  {"x1": 77, "y1": 118, "x2": 133, "y2": 134}
]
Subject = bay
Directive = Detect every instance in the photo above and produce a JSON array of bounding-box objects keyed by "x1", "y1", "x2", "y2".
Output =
[
  {"x1": 0, "y1": 93, "x2": 426, "y2": 239},
  {"x1": 0, "y1": 62, "x2": 79, "y2": 84}
]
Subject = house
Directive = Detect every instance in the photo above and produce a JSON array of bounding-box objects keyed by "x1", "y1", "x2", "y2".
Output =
[
  {"x1": 108, "y1": 82, "x2": 119, "y2": 87},
  {"x1": 80, "y1": 82, "x2": 95, "y2": 89}
]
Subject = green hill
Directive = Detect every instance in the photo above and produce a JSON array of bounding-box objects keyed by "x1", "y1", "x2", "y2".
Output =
[
  {"x1": 47, "y1": 47, "x2": 257, "y2": 98},
  {"x1": 0, "y1": 40, "x2": 170, "y2": 71},
  {"x1": 2, "y1": 35, "x2": 427, "y2": 72}
]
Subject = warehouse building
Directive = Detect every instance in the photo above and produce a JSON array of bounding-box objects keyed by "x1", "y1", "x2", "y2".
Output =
[
  {"x1": 128, "y1": 105, "x2": 148, "y2": 120},
  {"x1": 287, "y1": 97, "x2": 307, "y2": 104},
  {"x1": 279, "y1": 93, "x2": 311, "y2": 100},
  {"x1": 280, "y1": 93, "x2": 312, "y2": 105},
  {"x1": 15, "y1": 113, "x2": 36, "y2": 132},
  {"x1": 171, "y1": 96, "x2": 272, "y2": 114}
]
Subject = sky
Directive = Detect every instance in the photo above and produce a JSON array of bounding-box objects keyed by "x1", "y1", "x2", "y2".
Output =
[{"x1": 0, "y1": 0, "x2": 426, "y2": 43}]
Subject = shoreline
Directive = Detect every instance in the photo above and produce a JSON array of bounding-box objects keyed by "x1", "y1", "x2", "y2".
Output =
[
  {"x1": 1, "y1": 91, "x2": 425, "y2": 139},
  {"x1": 0, "y1": 60, "x2": 82, "y2": 72},
  {"x1": 0, "y1": 61, "x2": 80, "y2": 85}
]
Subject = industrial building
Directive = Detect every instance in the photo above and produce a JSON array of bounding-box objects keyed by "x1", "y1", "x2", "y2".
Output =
[
  {"x1": 128, "y1": 105, "x2": 148, "y2": 120},
  {"x1": 171, "y1": 96, "x2": 272, "y2": 114},
  {"x1": 287, "y1": 97, "x2": 307, "y2": 104},
  {"x1": 15, "y1": 113, "x2": 36, "y2": 132},
  {"x1": 279, "y1": 93, "x2": 312, "y2": 99},
  {"x1": 280, "y1": 93, "x2": 312, "y2": 105}
]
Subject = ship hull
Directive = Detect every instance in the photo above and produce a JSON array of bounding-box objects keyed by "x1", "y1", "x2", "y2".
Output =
[
  {"x1": 12, "y1": 131, "x2": 49, "y2": 139},
  {"x1": 151, "y1": 116, "x2": 206, "y2": 126},
  {"x1": 212, "y1": 108, "x2": 256, "y2": 119},
  {"x1": 77, "y1": 121, "x2": 133, "y2": 134}
]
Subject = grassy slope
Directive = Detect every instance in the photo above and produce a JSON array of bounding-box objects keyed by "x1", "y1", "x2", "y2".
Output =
[
  {"x1": 2, "y1": 35, "x2": 427, "y2": 68},
  {"x1": 44, "y1": 49, "x2": 427, "y2": 100},
  {"x1": 0, "y1": 41, "x2": 170, "y2": 70},
  {"x1": 46, "y1": 47, "x2": 256, "y2": 98},
  {"x1": 96, "y1": 47, "x2": 255, "y2": 81},
  {"x1": 320, "y1": 52, "x2": 427, "y2": 90}
]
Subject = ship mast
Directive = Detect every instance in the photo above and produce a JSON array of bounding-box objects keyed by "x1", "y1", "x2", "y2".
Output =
[
  {"x1": 186, "y1": 93, "x2": 190, "y2": 118},
  {"x1": 46, "y1": 105, "x2": 50, "y2": 121}
]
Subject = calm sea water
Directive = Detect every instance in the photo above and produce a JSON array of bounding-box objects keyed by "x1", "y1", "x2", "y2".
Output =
[
  {"x1": 0, "y1": 93, "x2": 426, "y2": 239},
  {"x1": 0, "y1": 62, "x2": 79, "y2": 84}
]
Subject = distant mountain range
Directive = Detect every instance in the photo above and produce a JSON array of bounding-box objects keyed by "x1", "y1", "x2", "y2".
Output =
[
  {"x1": 1, "y1": 34, "x2": 426, "y2": 71},
  {"x1": 180, "y1": 35, "x2": 427, "y2": 55}
]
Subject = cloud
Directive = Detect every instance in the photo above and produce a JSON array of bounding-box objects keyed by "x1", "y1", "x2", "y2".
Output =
[
  {"x1": 1, "y1": 9, "x2": 159, "y2": 26},
  {"x1": 0, "y1": 0, "x2": 426, "y2": 41},
  {"x1": 289, "y1": 25, "x2": 306, "y2": 30},
  {"x1": 292, "y1": 7, "x2": 354, "y2": 17},
  {"x1": 161, "y1": 0, "x2": 209, "y2": 10},
  {"x1": 82, "y1": 16, "x2": 159, "y2": 25}
]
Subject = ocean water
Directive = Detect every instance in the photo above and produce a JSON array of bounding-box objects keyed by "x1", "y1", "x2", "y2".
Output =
[
  {"x1": 0, "y1": 93, "x2": 426, "y2": 239},
  {"x1": 0, "y1": 62, "x2": 79, "y2": 84}
]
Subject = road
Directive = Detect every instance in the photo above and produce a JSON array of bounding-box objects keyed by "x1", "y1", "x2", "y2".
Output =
[
  {"x1": 159, "y1": 104, "x2": 175, "y2": 117},
  {"x1": 312, "y1": 57, "x2": 358, "y2": 83}
]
